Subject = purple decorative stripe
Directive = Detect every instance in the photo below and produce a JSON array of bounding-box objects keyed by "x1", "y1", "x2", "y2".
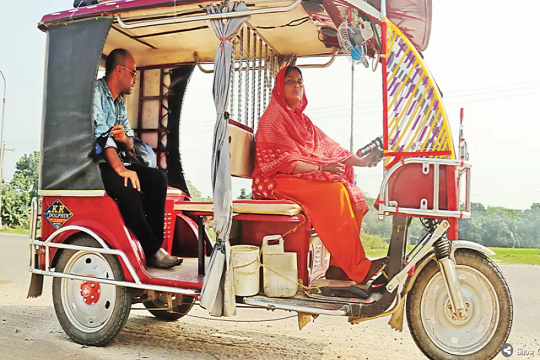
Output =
[
  {"x1": 395, "y1": 44, "x2": 403, "y2": 58},
  {"x1": 433, "y1": 100, "x2": 439, "y2": 111},
  {"x1": 406, "y1": 52, "x2": 415, "y2": 68},
  {"x1": 388, "y1": 52, "x2": 395, "y2": 65},
  {"x1": 427, "y1": 87, "x2": 433, "y2": 100},
  {"x1": 407, "y1": 100, "x2": 418, "y2": 116},
  {"x1": 419, "y1": 126, "x2": 428, "y2": 142},
  {"x1": 394, "y1": 96, "x2": 404, "y2": 111},
  {"x1": 411, "y1": 113, "x2": 422, "y2": 130},
  {"x1": 390, "y1": 81, "x2": 401, "y2": 97},
  {"x1": 423, "y1": 77, "x2": 428, "y2": 86},
  {"x1": 391, "y1": 130, "x2": 401, "y2": 146},
  {"x1": 411, "y1": 68, "x2": 421, "y2": 83},
  {"x1": 406, "y1": 83, "x2": 414, "y2": 98},
  {"x1": 399, "y1": 145, "x2": 405, "y2": 152},
  {"x1": 387, "y1": 76, "x2": 397, "y2": 92},
  {"x1": 429, "y1": 126, "x2": 440, "y2": 144}
]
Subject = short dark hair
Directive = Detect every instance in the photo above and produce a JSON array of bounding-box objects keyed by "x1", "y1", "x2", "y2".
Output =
[
  {"x1": 285, "y1": 66, "x2": 302, "y2": 78},
  {"x1": 105, "y1": 49, "x2": 131, "y2": 77}
]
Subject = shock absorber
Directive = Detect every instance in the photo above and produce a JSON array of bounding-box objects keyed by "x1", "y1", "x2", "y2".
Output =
[
  {"x1": 423, "y1": 218, "x2": 451, "y2": 260},
  {"x1": 434, "y1": 237, "x2": 450, "y2": 260}
]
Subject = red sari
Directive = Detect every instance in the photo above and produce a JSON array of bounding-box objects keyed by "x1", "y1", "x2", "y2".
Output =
[{"x1": 252, "y1": 66, "x2": 372, "y2": 283}]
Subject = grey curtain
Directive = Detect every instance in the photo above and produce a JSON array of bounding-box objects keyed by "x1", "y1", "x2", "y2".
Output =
[{"x1": 199, "y1": 1, "x2": 250, "y2": 317}]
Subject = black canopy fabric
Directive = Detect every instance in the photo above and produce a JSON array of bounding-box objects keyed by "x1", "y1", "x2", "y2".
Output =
[
  {"x1": 40, "y1": 17, "x2": 113, "y2": 191},
  {"x1": 167, "y1": 65, "x2": 195, "y2": 195}
]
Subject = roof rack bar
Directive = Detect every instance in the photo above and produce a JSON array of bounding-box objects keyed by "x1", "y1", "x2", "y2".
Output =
[
  {"x1": 116, "y1": 0, "x2": 302, "y2": 29},
  {"x1": 297, "y1": 48, "x2": 339, "y2": 69}
]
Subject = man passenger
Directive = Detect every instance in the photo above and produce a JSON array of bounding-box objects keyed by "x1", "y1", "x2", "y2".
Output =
[{"x1": 93, "y1": 48, "x2": 181, "y2": 269}]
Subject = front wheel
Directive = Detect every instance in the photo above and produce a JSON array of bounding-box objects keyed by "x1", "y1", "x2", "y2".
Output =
[
  {"x1": 52, "y1": 235, "x2": 132, "y2": 346},
  {"x1": 406, "y1": 250, "x2": 513, "y2": 360}
]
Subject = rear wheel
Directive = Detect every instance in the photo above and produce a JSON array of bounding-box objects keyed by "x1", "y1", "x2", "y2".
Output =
[
  {"x1": 52, "y1": 235, "x2": 131, "y2": 346},
  {"x1": 144, "y1": 293, "x2": 195, "y2": 321},
  {"x1": 406, "y1": 250, "x2": 513, "y2": 360}
]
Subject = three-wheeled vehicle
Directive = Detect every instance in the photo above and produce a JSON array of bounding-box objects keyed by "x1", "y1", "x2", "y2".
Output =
[{"x1": 28, "y1": 0, "x2": 512, "y2": 358}]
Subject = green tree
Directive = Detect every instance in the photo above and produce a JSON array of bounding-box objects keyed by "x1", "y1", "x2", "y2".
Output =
[
  {"x1": 11, "y1": 151, "x2": 40, "y2": 201},
  {"x1": 0, "y1": 151, "x2": 39, "y2": 228},
  {"x1": 186, "y1": 180, "x2": 212, "y2": 202},
  {"x1": 238, "y1": 188, "x2": 252, "y2": 200}
]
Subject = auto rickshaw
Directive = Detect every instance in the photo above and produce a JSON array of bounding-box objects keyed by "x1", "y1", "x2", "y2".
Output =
[{"x1": 27, "y1": 0, "x2": 513, "y2": 359}]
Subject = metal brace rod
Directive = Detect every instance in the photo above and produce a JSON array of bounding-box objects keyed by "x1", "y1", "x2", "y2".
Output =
[
  {"x1": 116, "y1": 0, "x2": 302, "y2": 29},
  {"x1": 386, "y1": 220, "x2": 449, "y2": 292}
]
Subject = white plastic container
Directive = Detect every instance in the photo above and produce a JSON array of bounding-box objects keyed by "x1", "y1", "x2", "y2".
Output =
[
  {"x1": 231, "y1": 245, "x2": 260, "y2": 296},
  {"x1": 263, "y1": 252, "x2": 298, "y2": 298},
  {"x1": 262, "y1": 235, "x2": 284, "y2": 257}
]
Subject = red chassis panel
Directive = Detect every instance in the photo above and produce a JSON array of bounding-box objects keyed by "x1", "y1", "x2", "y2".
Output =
[
  {"x1": 385, "y1": 163, "x2": 459, "y2": 240},
  {"x1": 40, "y1": 195, "x2": 203, "y2": 290}
]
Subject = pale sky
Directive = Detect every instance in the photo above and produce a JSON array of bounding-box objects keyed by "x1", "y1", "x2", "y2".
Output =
[{"x1": 1, "y1": 0, "x2": 539, "y2": 209}]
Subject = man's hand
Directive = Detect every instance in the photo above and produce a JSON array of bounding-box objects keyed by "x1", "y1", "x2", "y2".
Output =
[
  {"x1": 111, "y1": 125, "x2": 126, "y2": 142},
  {"x1": 322, "y1": 162, "x2": 345, "y2": 174},
  {"x1": 118, "y1": 168, "x2": 141, "y2": 191}
]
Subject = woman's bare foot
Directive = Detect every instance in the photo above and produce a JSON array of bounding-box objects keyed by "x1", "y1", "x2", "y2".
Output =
[
  {"x1": 359, "y1": 257, "x2": 388, "y2": 284},
  {"x1": 325, "y1": 265, "x2": 350, "y2": 280}
]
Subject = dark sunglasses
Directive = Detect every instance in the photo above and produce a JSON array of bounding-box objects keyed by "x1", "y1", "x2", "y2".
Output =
[{"x1": 119, "y1": 65, "x2": 137, "y2": 79}]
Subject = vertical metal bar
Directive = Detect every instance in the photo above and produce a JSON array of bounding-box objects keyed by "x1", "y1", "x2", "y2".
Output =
[
  {"x1": 137, "y1": 69, "x2": 145, "y2": 139},
  {"x1": 245, "y1": 30, "x2": 251, "y2": 126},
  {"x1": 257, "y1": 38, "x2": 263, "y2": 125},
  {"x1": 350, "y1": 62, "x2": 355, "y2": 152},
  {"x1": 197, "y1": 216, "x2": 205, "y2": 275},
  {"x1": 251, "y1": 32, "x2": 257, "y2": 129},
  {"x1": 158, "y1": 69, "x2": 165, "y2": 169},
  {"x1": 238, "y1": 27, "x2": 244, "y2": 124},
  {"x1": 466, "y1": 168, "x2": 471, "y2": 213},
  {"x1": 263, "y1": 45, "x2": 269, "y2": 112},
  {"x1": 381, "y1": 22, "x2": 389, "y2": 172},
  {"x1": 230, "y1": 37, "x2": 236, "y2": 119},
  {"x1": 433, "y1": 163, "x2": 439, "y2": 210},
  {"x1": 269, "y1": 51, "x2": 274, "y2": 92}
]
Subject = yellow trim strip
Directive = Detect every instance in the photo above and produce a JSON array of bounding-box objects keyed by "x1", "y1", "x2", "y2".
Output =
[{"x1": 385, "y1": 30, "x2": 398, "y2": 58}]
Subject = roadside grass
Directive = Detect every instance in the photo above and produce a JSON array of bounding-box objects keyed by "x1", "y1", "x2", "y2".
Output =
[
  {"x1": 489, "y1": 247, "x2": 540, "y2": 266},
  {"x1": 0, "y1": 227, "x2": 28, "y2": 236},
  {"x1": 365, "y1": 243, "x2": 540, "y2": 266}
]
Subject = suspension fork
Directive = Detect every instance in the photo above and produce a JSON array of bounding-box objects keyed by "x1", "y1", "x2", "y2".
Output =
[
  {"x1": 435, "y1": 236, "x2": 467, "y2": 320},
  {"x1": 386, "y1": 219, "x2": 467, "y2": 319}
]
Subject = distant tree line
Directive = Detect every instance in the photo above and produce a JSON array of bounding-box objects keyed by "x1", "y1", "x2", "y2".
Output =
[{"x1": 3, "y1": 151, "x2": 539, "y2": 249}]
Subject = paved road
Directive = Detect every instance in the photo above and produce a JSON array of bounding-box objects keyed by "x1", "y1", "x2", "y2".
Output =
[{"x1": 0, "y1": 234, "x2": 538, "y2": 359}]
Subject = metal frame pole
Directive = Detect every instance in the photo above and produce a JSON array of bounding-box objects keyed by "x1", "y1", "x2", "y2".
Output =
[{"x1": 0, "y1": 71, "x2": 6, "y2": 229}]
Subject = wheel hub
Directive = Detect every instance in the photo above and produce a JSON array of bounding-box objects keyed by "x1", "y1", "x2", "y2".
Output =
[
  {"x1": 444, "y1": 299, "x2": 472, "y2": 324},
  {"x1": 80, "y1": 281, "x2": 101, "y2": 305}
]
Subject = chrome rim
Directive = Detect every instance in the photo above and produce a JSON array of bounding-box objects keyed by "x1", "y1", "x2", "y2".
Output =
[
  {"x1": 420, "y1": 265, "x2": 500, "y2": 355},
  {"x1": 60, "y1": 251, "x2": 117, "y2": 333}
]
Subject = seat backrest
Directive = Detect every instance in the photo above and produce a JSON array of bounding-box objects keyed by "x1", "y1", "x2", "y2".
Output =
[{"x1": 228, "y1": 120, "x2": 255, "y2": 178}]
